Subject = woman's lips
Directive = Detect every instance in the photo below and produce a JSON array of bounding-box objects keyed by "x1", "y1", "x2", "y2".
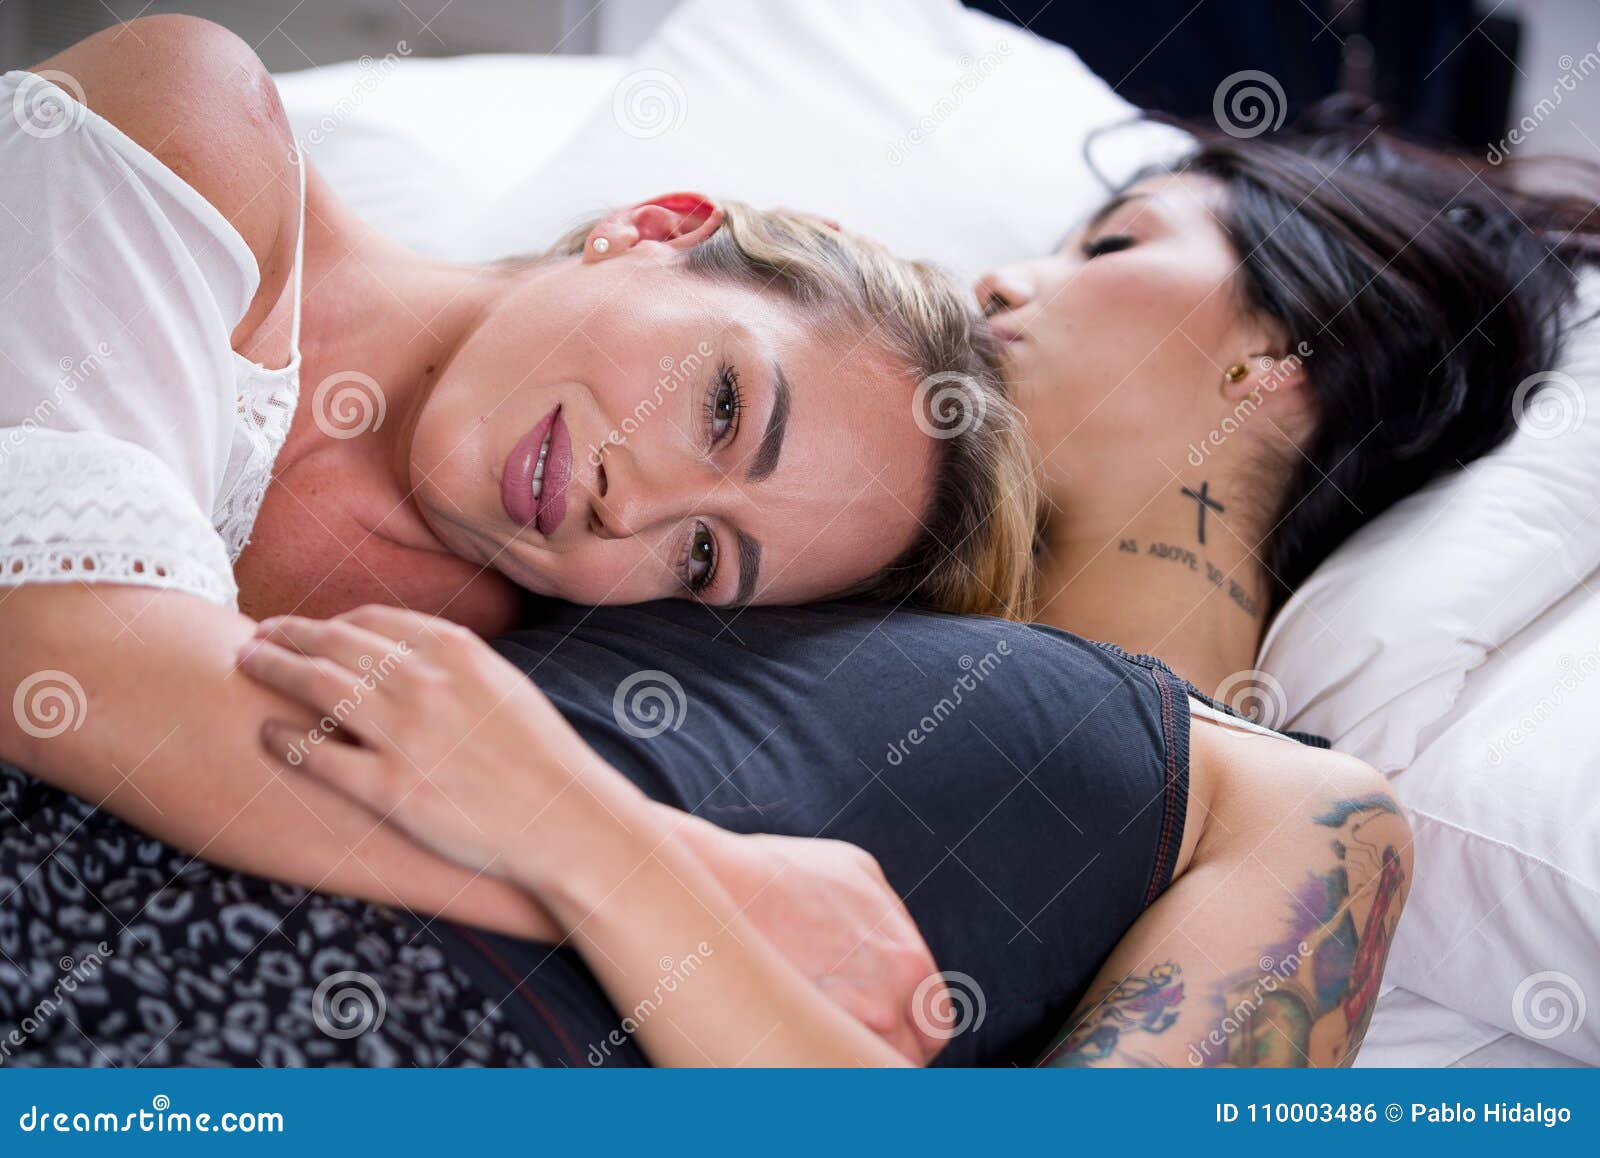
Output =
[{"x1": 500, "y1": 406, "x2": 573, "y2": 536}]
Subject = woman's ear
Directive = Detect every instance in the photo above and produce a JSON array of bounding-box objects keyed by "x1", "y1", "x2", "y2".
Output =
[{"x1": 583, "y1": 192, "x2": 725, "y2": 261}]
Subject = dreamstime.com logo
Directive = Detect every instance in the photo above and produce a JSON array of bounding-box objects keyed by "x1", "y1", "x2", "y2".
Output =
[
  {"x1": 1511, "y1": 370, "x2": 1586, "y2": 440},
  {"x1": 911, "y1": 971, "x2": 987, "y2": 1041},
  {"x1": 1, "y1": 943, "x2": 114, "y2": 1064},
  {"x1": 612, "y1": 68, "x2": 687, "y2": 139},
  {"x1": 586, "y1": 942, "x2": 714, "y2": 1065},
  {"x1": 311, "y1": 970, "x2": 387, "y2": 1040},
  {"x1": 1212, "y1": 70, "x2": 1287, "y2": 139},
  {"x1": 12, "y1": 670, "x2": 87, "y2": 740},
  {"x1": 589, "y1": 341, "x2": 715, "y2": 467},
  {"x1": 12, "y1": 70, "x2": 87, "y2": 139},
  {"x1": 1187, "y1": 942, "x2": 1311, "y2": 1066},
  {"x1": 885, "y1": 42, "x2": 1012, "y2": 166},
  {"x1": 17, "y1": 1095, "x2": 283, "y2": 1135},
  {"x1": 612, "y1": 670, "x2": 688, "y2": 739},
  {"x1": 295, "y1": 41, "x2": 412, "y2": 153},
  {"x1": 1512, "y1": 970, "x2": 1586, "y2": 1041},
  {"x1": 883, "y1": 642, "x2": 1010, "y2": 767},
  {"x1": 1487, "y1": 40, "x2": 1600, "y2": 164},
  {"x1": 913, "y1": 371, "x2": 988, "y2": 439},
  {"x1": 282, "y1": 641, "x2": 411, "y2": 766},
  {"x1": 1187, "y1": 342, "x2": 1313, "y2": 466},
  {"x1": 0, "y1": 341, "x2": 113, "y2": 466},
  {"x1": 311, "y1": 370, "x2": 387, "y2": 439},
  {"x1": 1213, "y1": 669, "x2": 1290, "y2": 731}
]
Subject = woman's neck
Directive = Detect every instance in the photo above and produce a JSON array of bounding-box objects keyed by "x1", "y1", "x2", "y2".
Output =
[
  {"x1": 291, "y1": 188, "x2": 507, "y2": 483},
  {"x1": 1033, "y1": 474, "x2": 1272, "y2": 693}
]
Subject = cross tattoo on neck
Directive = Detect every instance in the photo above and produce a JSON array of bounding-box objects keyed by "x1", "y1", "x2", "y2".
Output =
[{"x1": 1180, "y1": 481, "x2": 1225, "y2": 545}]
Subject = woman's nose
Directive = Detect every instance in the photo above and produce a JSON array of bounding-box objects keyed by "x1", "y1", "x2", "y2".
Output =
[
  {"x1": 974, "y1": 268, "x2": 1033, "y2": 316},
  {"x1": 590, "y1": 442, "x2": 691, "y2": 539}
]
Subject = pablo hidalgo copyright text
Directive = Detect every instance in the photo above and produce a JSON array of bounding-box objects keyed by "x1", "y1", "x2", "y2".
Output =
[{"x1": 1213, "y1": 1102, "x2": 1573, "y2": 1127}]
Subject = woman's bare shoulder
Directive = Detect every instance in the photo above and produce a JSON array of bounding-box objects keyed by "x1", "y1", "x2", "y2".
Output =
[
  {"x1": 36, "y1": 16, "x2": 300, "y2": 328},
  {"x1": 1186, "y1": 710, "x2": 1403, "y2": 872}
]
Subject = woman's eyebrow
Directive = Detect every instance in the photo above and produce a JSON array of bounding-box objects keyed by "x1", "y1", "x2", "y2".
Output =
[
  {"x1": 745, "y1": 359, "x2": 791, "y2": 483},
  {"x1": 1067, "y1": 191, "x2": 1152, "y2": 246},
  {"x1": 732, "y1": 529, "x2": 762, "y2": 606}
]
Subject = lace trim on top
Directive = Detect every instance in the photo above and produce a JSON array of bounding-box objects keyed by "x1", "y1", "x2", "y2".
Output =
[{"x1": 0, "y1": 431, "x2": 239, "y2": 607}]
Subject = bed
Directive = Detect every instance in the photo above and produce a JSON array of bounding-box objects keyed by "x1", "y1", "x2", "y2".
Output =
[{"x1": 272, "y1": 0, "x2": 1600, "y2": 1068}]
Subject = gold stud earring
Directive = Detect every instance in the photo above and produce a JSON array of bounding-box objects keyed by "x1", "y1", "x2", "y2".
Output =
[{"x1": 1223, "y1": 363, "x2": 1248, "y2": 384}]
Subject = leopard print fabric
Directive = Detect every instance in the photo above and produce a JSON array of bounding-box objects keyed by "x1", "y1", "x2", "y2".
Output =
[{"x1": 0, "y1": 763, "x2": 541, "y2": 1067}]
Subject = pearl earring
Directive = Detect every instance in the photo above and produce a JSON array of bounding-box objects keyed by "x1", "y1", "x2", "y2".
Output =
[{"x1": 592, "y1": 237, "x2": 610, "y2": 254}]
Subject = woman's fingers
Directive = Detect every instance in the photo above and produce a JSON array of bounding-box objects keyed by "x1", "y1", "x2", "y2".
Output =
[
  {"x1": 253, "y1": 615, "x2": 409, "y2": 676},
  {"x1": 336, "y1": 604, "x2": 463, "y2": 652},
  {"x1": 261, "y1": 719, "x2": 396, "y2": 813},
  {"x1": 237, "y1": 639, "x2": 387, "y2": 742}
]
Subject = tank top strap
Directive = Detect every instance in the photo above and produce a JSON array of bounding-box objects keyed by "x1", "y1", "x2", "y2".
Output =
[
  {"x1": 287, "y1": 147, "x2": 306, "y2": 352},
  {"x1": 1092, "y1": 641, "x2": 1332, "y2": 749}
]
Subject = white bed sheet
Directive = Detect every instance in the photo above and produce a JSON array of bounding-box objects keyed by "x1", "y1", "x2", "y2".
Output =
[{"x1": 1360, "y1": 988, "x2": 1587, "y2": 1068}]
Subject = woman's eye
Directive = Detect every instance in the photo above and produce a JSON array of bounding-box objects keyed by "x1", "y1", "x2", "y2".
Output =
[
  {"x1": 706, "y1": 365, "x2": 742, "y2": 446},
  {"x1": 1082, "y1": 234, "x2": 1135, "y2": 258},
  {"x1": 683, "y1": 521, "x2": 717, "y2": 594}
]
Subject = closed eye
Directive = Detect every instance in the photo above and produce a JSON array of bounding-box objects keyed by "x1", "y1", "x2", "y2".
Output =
[{"x1": 1082, "y1": 234, "x2": 1135, "y2": 258}]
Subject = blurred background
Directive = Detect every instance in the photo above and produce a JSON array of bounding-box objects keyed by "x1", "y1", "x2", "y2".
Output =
[{"x1": 2, "y1": 0, "x2": 1598, "y2": 157}]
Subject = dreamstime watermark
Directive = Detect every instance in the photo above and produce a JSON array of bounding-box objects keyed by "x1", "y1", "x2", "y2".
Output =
[
  {"x1": 586, "y1": 942, "x2": 714, "y2": 1064},
  {"x1": 912, "y1": 371, "x2": 988, "y2": 440},
  {"x1": 0, "y1": 342, "x2": 114, "y2": 465},
  {"x1": 1213, "y1": 70, "x2": 1287, "y2": 139},
  {"x1": 311, "y1": 970, "x2": 387, "y2": 1040},
  {"x1": 911, "y1": 971, "x2": 986, "y2": 1041},
  {"x1": 16, "y1": 1095, "x2": 283, "y2": 1135},
  {"x1": 1511, "y1": 970, "x2": 1586, "y2": 1041},
  {"x1": 612, "y1": 69, "x2": 686, "y2": 140},
  {"x1": 12, "y1": 670, "x2": 88, "y2": 740},
  {"x1": 1486, "y1": 646, "x2": 1600, "y2": 767},
  {"x1": 885, "y1": 42, "x2": 1012, "y2": 166},
  {"x1": 1186, "y1": 941, "x2": 1311, "y2": 1066},
  {"x1": 12, "y1": 70, "x2": 87, "y2": 139},
  {"x1": 1511, "y1": 369, "x2": 1586, "y2": 440},
  {"x1": 588, "y1": 340, "x2": 715, "y2": 468},
  {"x1": 1213, "y1": 669, "x2": 1289, "y2": 731},
  {"x1": 1186, "y1": 342, "x2": 1313, "y2": 466},
  {"x1": 281, "y1": 641, "x2": 412, "y2": 766},
  {"x1": 1487, "y1": 41, "x2": 1600, "y2": 164},
  {"x1": 1, "y1": 943, "x2": 114, "y2": 1063},
  {"x1": 612, "y1": 670, "x2": 688, "y2": 739},
  {"x1": 311, "y1": 370, "x2": 387, "y2": 439},
  {"x1": 294, "y1": 42, "x2": 412, "y2": 154},
  {"x1": 883, "y1": 642, "x2": 1010, "y2": 767}
]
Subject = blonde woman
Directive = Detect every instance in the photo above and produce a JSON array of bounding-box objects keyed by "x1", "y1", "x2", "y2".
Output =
[{"x1": 0, "y1": 16, "x2": 1031, "y2": 952}]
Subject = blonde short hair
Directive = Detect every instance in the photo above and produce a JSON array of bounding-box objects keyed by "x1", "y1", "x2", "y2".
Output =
[{"x1": 549, "y1": 202, "x2": 1037, "y2": 619}]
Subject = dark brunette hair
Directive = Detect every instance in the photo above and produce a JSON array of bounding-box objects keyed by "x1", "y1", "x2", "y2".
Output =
[{"x1": 1149, "y1": 101, "x2": 1600, "y2": 614}]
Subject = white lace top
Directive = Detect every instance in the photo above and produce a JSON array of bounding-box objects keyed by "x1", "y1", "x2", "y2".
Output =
[{"x1": 0, "y1": 70, "x2": 305, "y2": 609}]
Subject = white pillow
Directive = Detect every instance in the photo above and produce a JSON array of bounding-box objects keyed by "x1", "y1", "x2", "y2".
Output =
[
  {"x1": 275, "y1": 53, "x2": 625, "y2": 258},
  {"x1": 1259, "y1": 277, "x2": 1600, "y2": 1062},
  {"x1": 447, "y1": 0, "x2": 1187, "y2": 281},
  {"x1": 1259, "y1": 274, "x2": 1600, "y2": 773},
  {"x1": 1380, "y1": 573, "x2": 1600, "y2": 1064}
]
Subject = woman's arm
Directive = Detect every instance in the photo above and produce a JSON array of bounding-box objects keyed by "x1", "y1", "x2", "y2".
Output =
[
  {"x1": 240, "y1": 604, "x2": 930, "y2": 1066},
  {"x1": 1038, "y1": 727, "x2": 1411, "y2": 1068},
  {"x1": 0, "y1": 585, "x2": 561, "y2": 938}
]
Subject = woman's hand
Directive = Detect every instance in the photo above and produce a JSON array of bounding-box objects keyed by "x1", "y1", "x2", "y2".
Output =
[
  {"x1": 238, "y1": 604, "x2": 622, "y2": 884},
  {"x1": 240, "y1": 606, "x2": 923, "y2": 1065},
  {"x1": 673, "y1": 817, "x2": 946, "y2": 1064}
]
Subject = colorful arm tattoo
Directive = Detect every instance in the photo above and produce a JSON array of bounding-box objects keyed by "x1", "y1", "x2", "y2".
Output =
[{"x1": 1040, "y1": 793, "x2": 1407, "y2": 1068}]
